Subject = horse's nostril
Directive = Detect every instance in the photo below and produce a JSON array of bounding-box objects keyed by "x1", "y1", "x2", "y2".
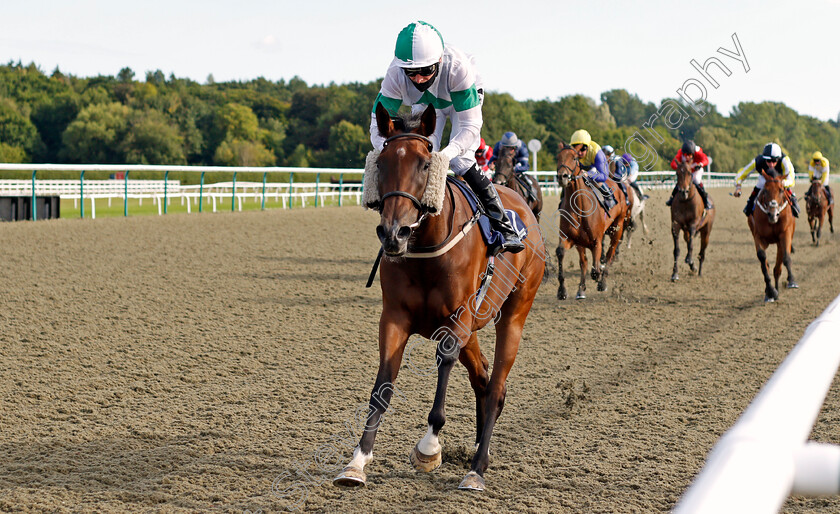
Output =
[
  {"x1": 397, "y1": 226, "x2": 412, "y2": 240},
  {"x1": 376, "y1": 225, "x2": 386, "y2": 240}
]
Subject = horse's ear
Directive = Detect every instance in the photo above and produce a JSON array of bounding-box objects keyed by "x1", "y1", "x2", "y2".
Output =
[
  {"x1": 418, "y1": 104, "x2": 436, "y2": 137},
  {"x1": 375, "y1": 102, "x2": 395, "y2": 138},
  {"x1": 759, "y1": 170, "x2": 771, "y2": 182},
  {"x1": 557, "y1": 140, "x2": 568, "y2": 151}
]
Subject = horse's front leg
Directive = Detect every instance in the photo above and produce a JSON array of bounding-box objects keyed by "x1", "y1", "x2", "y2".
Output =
[
  {"x1": 755, "y1": 242, "x2": 778, "y2": 302},
  {"x1": 460, "y1": 316, "x2": 523, "y2": 491},
  {"x1": 334, "y1": 314, "x2": 409, "y2": 487},
  {"x1": 556, "y1": 243, "x2": 568, "y2": 300},
  {"x1": 410, "y1": 319, "x2": 471, "y2": 473},
  {"x1": 671, "y1": 222, "x2": 681, "y2": 282},
  {"x1": 458, "y1": 333, "x2": 489, "y2": 452},
  {"x1": 781, "y1": 232, "x2": 798, "y2": 289},
  {"x1": 816, "y1": 214, "x2": 824, "y2": 246},
  {"x1": 684, "y1": 227, "x2": 696, "y2": 272},
  {"x1": 577, "y1": 245, "x2": 589, "y2": 300}
]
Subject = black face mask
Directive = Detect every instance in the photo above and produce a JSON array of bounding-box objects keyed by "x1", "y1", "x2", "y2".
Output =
[{"x1": 409, "y1": 67, "x2": 439, "y2": 92}]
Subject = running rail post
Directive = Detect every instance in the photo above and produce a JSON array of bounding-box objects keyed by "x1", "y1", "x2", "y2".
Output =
[
  {"x1": 163, "y1": 170, "x2": 169, "y2": 214},
  {"x1": 199, "y1": 171, "x2": 205, "y2": 213},
  {"x1": 315, "y1": 172, "x2": 320, "y2": 207},
  {"x1": 80, "y1": 170, "x2": 85, "y2": 219},
  {"x1": 261, "y1": 172, "x2": 267, "y2": 211},
  {"x1": 674, "y1": 293, "x2": 840, "y2": 514},
  {"x1": 288, "y1": 171, "x2": 294, "y2": 209},
  {"x1": 30, "y1": 170, "x2": 37, "y2": 220},
  {"x1": 339, "y1": 173, "x2": 344, "y2": 207},
  {"x1": 124, "y1": 171, "x2": 130, "y2": 217},
  {"x1": 231, "y1": 171, "x2": 237, "y2": 212}
]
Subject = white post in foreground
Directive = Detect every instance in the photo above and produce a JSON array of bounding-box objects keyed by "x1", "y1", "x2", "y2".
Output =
[{"x1": 675, "y1": 293, "x2": 840, "y2": 513}]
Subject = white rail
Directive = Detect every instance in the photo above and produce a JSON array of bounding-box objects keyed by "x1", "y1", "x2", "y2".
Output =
[{"x1": 674, "y1": 293, "x2": 840, "y2": 513}]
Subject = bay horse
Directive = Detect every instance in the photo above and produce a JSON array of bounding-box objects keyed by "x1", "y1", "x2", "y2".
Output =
[
  {"x1": 806, "y1": 179, "x2": 834, "y2": 246},
  {"x1": 748, "y1": 170, "x2": 798, "y2": 302},
  {"x1": 333, "y1": 103, "x2": 545, "y2": 491},
  {"x1": 492, "y1": 145, "x2": 543, "y2": 221},
  {"x1": 555, "y1": 143, "x2": 628, "y2": 300},
  {"x1": 670, "y1": 160, "x2": 714, "y2": 281}
]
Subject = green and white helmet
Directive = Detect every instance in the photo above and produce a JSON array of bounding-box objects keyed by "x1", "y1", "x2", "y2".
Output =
[{"x1": 394, "y1": 21, "x2": 444, "y2": 67}]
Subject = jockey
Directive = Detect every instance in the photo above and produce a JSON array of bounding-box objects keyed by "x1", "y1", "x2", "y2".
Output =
[
  {"x1": 369, "y1": 20, "x2": 523, "y2": 253},
  {"x1": 734, "y1": 142, "x2": 799, "y2": 217},
  {"x1": 488, "y1": 131, "x2": 529, "y2": 172},
  {"x1": 602, "y1": 144, "x2": 630, "y2": 206},
  {"x1": 621, "y1": 152, "x2": 646, "y2": 200},
  {"x1": 475, "y1": 137, "x2": 493, "y2": 176},
  {"x1": 569, "y1": 129, "x2": 617, "y2": 209},
  {"x1": 805, "y1": 151, "x2": 833, "y2": 205},
  {"x1": 667, "y1": 141, "x2": 712, "y2": 210}
]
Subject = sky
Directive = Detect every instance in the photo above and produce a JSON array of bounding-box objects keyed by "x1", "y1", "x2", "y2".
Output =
[{"x1": 3, "y1": 0, "x2": 839, "y2": 123}]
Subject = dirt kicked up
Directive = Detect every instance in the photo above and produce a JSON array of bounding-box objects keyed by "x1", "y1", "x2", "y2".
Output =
[{"x1": 0, "y1": 186, "x2": 839, "y2": 513}]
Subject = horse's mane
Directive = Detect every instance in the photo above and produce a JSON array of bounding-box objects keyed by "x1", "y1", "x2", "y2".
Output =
[{"x1": 391, "y1": 110, "x2": 425, "y2": 133}]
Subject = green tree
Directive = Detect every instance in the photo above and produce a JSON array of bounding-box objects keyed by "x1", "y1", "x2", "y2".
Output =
[
  {"x1": 60, "y1": 102, "x2": 131, "y2": 163},
  {"x1": 214, "y1": 139, "x2": 275, "y2": 166},
  {"x1": 0, "y1": 97, "x2": 43, "y2": 160},
  {"x1": 121, "y1": 110, "x2": 186, "y2": 164},
  {"x1": 327, "y1": 120, "x2": 368, "y2": 168}
]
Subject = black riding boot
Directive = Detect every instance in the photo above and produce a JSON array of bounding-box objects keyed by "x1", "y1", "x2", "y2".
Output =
[
  {"x1": 617, "y1": 182, "x2": 630, "y2": 206},
  {"x1": 463, "y1": 165, "x2": 525, "y2": 254},
  {"x1": 598, "y1": 182, "x2": 617, "y2": 209},
  {"x1": 789, "y1": 191, "x2": 800, "y2": 218},
  {"x1": 665, "y1": 184, "x2": 678, "y2": 206},
  {"x1": 695, "y1": 182, "x2": 713, "y2": 210},
  {"x1": 743, "y1": 187, "x2": 759, "y2": 216},
  {"x1": 826, "y1": 185, "x2": 834, "y2": 205}
]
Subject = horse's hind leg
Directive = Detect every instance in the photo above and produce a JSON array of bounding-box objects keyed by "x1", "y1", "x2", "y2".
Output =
[
  {"x1": 335, "y1": 320, "x2": 410, "y2": 486},
  {"x1": 458, "y1": 333, "x2": 489, "y2": 450},
  {"x1": 412, "y1": 321, "x2": 471, "y2": 472}
]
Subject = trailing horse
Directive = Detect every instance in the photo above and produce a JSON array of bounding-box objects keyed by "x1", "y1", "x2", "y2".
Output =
[
  {"x1": 669, "y1": 160, "x2": 714, "y2": 281},
  {"x1": 806, "y1": 179, "x2": 834, "y2": 246},
  {"x1": 555, "y1": 143, "x2": 629, "y2": 300},
  {"x1": 333, "y1": 103, "x2": 545, "y2": 492},
  {"x1": 492, "y1": 145, "x2": 543, "y2": 221},
  {"x1": 748, "y1": 170, "x2": 798, "y2": 302}
]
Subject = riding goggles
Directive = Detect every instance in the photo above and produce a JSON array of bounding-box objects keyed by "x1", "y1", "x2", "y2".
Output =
[{"x1": 403, "y1": 63, "x2": 438, "y2": 77}]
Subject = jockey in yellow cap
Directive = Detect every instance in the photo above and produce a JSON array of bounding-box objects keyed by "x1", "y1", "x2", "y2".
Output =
[
  {"x1": 734, "y1": 142, "x2": 799, "y2": 217},
  {"x1": 805, "y1": 151, "x2": 833, "y2": 205},
  {"x1": 569, "y1": 129, "x2": 618, "y2": 209}
]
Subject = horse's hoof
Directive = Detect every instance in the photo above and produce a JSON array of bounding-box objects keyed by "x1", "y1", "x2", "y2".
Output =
[
  {"x1": 458, "y1": 471, "x2": 486, "y2": 491},
  {"x1": 597, "y1": 281, "x2": 607, "y2": 292},
  {"x1": 575, "y1": 292, "x2": 586, "y2": 300},
  {"x1": 764, "y1": 296, "x2": 776, "y2": 303},
  {"x1": 590, "y1": 269, "x2": 598, "y2": 280},
  {"x1": 671, "y1": 274, "x2": 679, "y2": 282},
  {"x1": 557, "y1": 288, "x2": 567, "y2": 300},
  {"x1": 333, "y1": 466, "x2": 366, "y2": 487},
  {"x1": 787, "y1": 282, "x2": 799, "y2": 289},
  {"x1": 409, "y1": 444, "x2": 441, "y2": 472}
]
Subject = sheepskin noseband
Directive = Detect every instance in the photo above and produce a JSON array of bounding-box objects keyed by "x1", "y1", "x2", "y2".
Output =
[{"x1": 363, "y1": 148, "x2": 449, "y2": 215}]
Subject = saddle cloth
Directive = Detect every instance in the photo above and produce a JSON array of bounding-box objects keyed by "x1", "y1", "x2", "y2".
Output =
[{"x1": 447, "y1": 176, "x2": 528, "y2": 255}]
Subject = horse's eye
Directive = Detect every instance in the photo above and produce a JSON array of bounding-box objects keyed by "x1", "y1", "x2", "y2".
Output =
[{"x1": 423, "y1": 160, "x2": 431, "y2": 171}]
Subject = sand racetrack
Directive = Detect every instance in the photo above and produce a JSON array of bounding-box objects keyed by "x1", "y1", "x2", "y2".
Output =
[{"x1": 1, "y1": 186, "x2": 840, "y2": 513}]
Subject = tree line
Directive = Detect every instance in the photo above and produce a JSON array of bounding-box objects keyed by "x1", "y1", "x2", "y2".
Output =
[{"x1": 1, "y1": 61, "x2": 838, "y2": 177}]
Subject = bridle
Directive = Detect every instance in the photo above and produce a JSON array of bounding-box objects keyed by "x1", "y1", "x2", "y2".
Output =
[
  {"x1": 557, "y1": 148, "x2": 581, "y2": 183},
  {"x1": 755, "y1": 179, "x2": 788, "y2": 222},
  {"x1": 379, "y1": 132, "x2": 434, "y2": 229}
]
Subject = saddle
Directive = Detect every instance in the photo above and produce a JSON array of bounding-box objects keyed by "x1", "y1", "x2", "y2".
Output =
[
  {"x1": 513, "y1": 172, "x2": 538, "y2": 203},
  {"x1": 448, "y1": 177, "x2": 529, "y2": 256},
  {"x1": 581, "y1": 177, "x2": 612, "y2": 213}
]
